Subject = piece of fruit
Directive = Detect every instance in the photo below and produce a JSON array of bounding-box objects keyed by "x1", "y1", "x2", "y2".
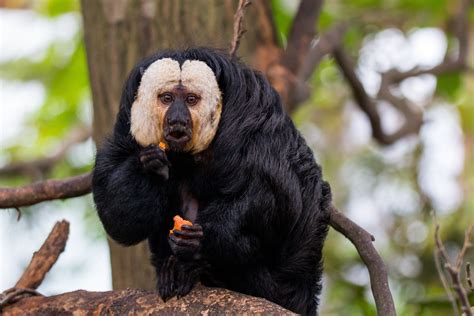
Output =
[
  {"x1": 169, "y1": 215, "x2": 192, "y2": 235},
  {"x1": 159, "y1": 141, "x2": 167, "y2": 150}
]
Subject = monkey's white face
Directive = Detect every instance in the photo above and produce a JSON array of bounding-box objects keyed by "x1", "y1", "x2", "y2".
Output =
[{"x1": 130, "y1": 58, "x2": 222, "y2": 154}]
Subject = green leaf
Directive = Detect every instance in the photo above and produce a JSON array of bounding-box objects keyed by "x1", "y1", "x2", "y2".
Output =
[
  {"x1": 37, "y1": 0, "x2": 79, "y2": 17},
  {"x1": 435, "y1": 72, "x2": 461, "y2": 100}
]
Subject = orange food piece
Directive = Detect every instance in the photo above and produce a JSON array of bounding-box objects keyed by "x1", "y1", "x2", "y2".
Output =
[
  {"x1": 169, "y1": 215, "x2": 192, "y2": 235},
  {"x1": 159, "y1": 141, "x2": 167, "y2": 150}
]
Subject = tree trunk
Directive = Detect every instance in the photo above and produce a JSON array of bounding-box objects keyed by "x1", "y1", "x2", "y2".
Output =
[{"x1": 80, "y1": 0, "x2": 265, "y2": 290}]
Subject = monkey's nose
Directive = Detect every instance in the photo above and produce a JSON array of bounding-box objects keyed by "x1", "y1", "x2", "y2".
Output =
[{"x1": 167, "y1": 117, "x2": 190, "y2": 126}]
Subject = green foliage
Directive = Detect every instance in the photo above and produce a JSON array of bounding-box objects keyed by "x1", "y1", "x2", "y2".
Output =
[
  {"x1": 270, "y1": 0, "x2": 294, "y2": 45},
  {"x1": 436, "y1": 72, "x2": 462, "y2": 101},
  {"x1": 36, "y1": 0, "x2": 79, "y2": 16},
  {"x1": 0, "y1": 6, "x2": 89, "y2": 163}
]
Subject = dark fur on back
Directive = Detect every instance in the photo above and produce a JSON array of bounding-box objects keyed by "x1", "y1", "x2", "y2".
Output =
[{"x1": 92, "y1": 48, "x2": 331, "y2": 315}]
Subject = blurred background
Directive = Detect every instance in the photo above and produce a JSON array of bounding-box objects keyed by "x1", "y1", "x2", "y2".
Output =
[{"x1": 0, "y1": 0, "x2": 472, "y2": 315}]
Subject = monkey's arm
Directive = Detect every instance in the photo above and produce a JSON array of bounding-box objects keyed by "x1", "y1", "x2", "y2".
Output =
[{"x1": 92, "y1": 136, "x2": 169, "y2": 246}]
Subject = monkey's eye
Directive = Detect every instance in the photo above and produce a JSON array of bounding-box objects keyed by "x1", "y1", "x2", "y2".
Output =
[
  {"x1": 159, "y1": 93, "x2": 174, "y2": 105},
  {"x1": 185, "y1": 94, "x2": 199, "y2": 106}
]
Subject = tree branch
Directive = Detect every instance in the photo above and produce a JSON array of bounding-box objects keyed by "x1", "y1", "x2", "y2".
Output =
[
  {"x1": 229, "y1": 0, "x2": 251, "y2": 58},
  {"x1": 467, "y1": 262, "x2": 473, "y2": 291},
  {"x1": 15, "y1": 220, "x2": 70, "y2": 289},
  {"x1": 2, "y1": 286, "x2": 295, "y2": 315},
  {"x1": 0, "y1": 126, "x2": 91, "y2": 180},
  {"x1": 380, "y1": 0, "x2": 470, "y2": 86},
  {"x1": 252, "y1": 0, "x2": 471, "y2": 147},
  {"x1": 283, "y1": 0, "x2": 324, "y2": 74},
  {"x1": 333, "y1": 47, "x2": 423, "y2": 145},
  {"x1": 297, "y1": 23, "x2": 347, "y2": 82},
  {"x1": 329, "y1": 205, "x2": 396, "y2": 316},
  {"x1": 434, "y1": 221, "x2": 473, "y2": 316},
  {"x1": 1, "y1": 221, "x2": 294, "y2": 315},
  {"x1": 0, "y1": 173, "x2": 92, "y2": 208}
]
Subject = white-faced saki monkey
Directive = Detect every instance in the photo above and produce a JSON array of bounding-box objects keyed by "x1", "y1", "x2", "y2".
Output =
[{"x1": 92, "y1": 48, "x2": 332, "y2": 315}]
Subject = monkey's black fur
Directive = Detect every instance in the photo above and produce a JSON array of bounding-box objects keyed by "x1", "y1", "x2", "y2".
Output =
[{"x1": 92, "y1": 48, "x2": 331, "y2": 315}]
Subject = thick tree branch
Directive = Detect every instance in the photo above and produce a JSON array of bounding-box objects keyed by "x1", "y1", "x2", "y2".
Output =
[
  {"x1": 2, "y1": 287, "x2": 295, "y2": 315},
  {"x1": 297, "y1": 23, "x2": 347, "y2": 82},
  {"x1": 15, "y1": 220, "x2": 69, "y2": 289},
  {"x1": 283, "y1": 0, "x2": 324, "y2": 74},
  {"x1": 0, "y1": 126, "x2": 91, "y2": 179},
  {"x1": 0, "y1": 173, "x2": 92, "y2": 208},
  {"x1": 329, "y1": 205, "x2": 396, "y2": 316},
  {"x1": 1, "y1": 221, "x2": 294, "y2": 315}
]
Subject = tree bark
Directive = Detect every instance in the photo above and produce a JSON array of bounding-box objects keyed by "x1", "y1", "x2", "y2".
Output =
[
  {"x1": 3, "y1": 286, "x2": 295, "y2": 315},
  {"x1": 80, "y1": 0, "x2": 263, "y2": 290}
]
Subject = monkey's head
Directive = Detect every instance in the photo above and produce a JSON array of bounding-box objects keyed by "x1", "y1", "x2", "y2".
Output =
[{"x1": 130, "y1": 58, "x2": 222, "y2": 154}]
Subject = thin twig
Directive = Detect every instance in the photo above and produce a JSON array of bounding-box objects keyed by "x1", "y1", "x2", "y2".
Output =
[
  {"x1": 229, "y1": 0, "x2": 251, "y2": 58},
  {"x1": 0, "y1": 288, "x2": 43, "y2": 311},
  {"x1": 434, "y1": 245, "x2": 460, "y2": 315},
  {"x1": 0, "y1": 172, "x2": 92, "y2": 209},
  {"x1": 434, "y1": 219, "x2": 473, "y2": 316},
  {"x1": 456, "y1": 225, "x2": 473, "y2": 269},
  {"x1": 329, "y1": 205, "x2": 396, "y2": 316},
  {"x1": 467, "y1": 263, "x2": 473, "y2": 291},
  {"x1": 14, "y1": 207, "x2": 21, "y2": 221}
]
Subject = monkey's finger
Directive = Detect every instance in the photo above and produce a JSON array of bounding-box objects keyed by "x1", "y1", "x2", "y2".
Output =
[
  {"x1": 140, "y1": 148, "x2": 171, "y2": 165},
  {"x1": 140, "y1": 151, "x2": 171, "y2": 166},
  {"x1": 177, "y1": 279, "x2": 195, "y2": 298},
  {"x1": 140, "y1": 154, "x2": 162, "y2": 167},
  {"x1": 181, "y1": 224, "x2": 203, "y2": 232},
  {"x1": 175, "y1": 265, "x2": 186, "y2": 298},
  {"x1": 172, "y1": 229, "x2": 203, "y2": 239},
  {"x1": 177, "y1": 267, "x2": 199, "y2": 298},
  {"x1": 169, "y1": 234, "x2": 200, "y2": 248},
  {"x1": 158, "y1": 273, "x2": 170, "y2": 301},
  {"x1": 142, "y1": 159, "x2": 164, "y2": 169},
  {"x1": 140, "y1": 147, "x2": 160, "y2": 158},
  {"x1": 163, "y1": 256, "x2": 176, "y2": 299}
]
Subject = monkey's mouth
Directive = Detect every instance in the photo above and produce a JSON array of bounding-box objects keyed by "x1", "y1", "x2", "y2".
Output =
[{"x1": 164, "y1": 126, "x2": 192, "y2": 150}]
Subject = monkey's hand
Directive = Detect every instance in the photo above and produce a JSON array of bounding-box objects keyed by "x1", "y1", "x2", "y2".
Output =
[
  {"x1": 139, "y1": 144, "x2": 170, "y2": 180},
  {"x1": 169, "y1": 224, "x2": 203, "y2": 261},
  {"x1": 168, "y1": 225, "x2": 205, "y2": 298}
]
